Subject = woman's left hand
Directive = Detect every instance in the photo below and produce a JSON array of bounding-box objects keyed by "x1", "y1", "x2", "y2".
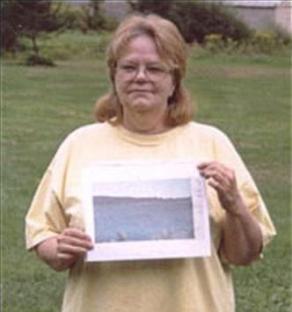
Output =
[
  {"x1": 198, "y1": 161, "x2": 263, "y2": 265},
  {"x1": 198, "y1": 161, "x2": 243, "y2": 216}
]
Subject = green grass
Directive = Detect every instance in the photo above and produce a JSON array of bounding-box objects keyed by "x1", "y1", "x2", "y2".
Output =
[{"x1": 2, "y1": 38, "x2": 291, "y2": 311}]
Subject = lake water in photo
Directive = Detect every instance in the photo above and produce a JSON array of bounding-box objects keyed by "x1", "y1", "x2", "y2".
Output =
[{"x1": 93, "y1": 196, "x2": 194, "y2": 243}]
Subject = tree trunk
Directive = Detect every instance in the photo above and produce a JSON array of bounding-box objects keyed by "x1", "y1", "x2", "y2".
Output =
[{"x1": 31, "y1": 34, "x2": 39, "y2": 56}]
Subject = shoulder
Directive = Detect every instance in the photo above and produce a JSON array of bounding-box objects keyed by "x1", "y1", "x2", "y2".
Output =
[
  {"x1": 185, "y1": 121, "x2": 231, "y2": 143},
  {"x1": 51, "y1": 123, "x2": 110, "y2": 159},
  {"x1": 57, "y1": 122, "x2": 115, "y2": 149},
  {"x1": 65, "y1": 122, "x2": 110, "y2": 142}
]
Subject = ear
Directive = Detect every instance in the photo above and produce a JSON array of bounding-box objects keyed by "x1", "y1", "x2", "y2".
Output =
[
  {"x1": 170, "y1": 79, "x2": 176, "y2": 97},
  {"x1": 170, "y1": 70, "x2": 178, "y2": 94},
  {"x1": 171, "y1": 84, "x2": 176, "y2": 96},
  {"x1": 167, "y1": 84, "x2": 177, "y2": 106}
]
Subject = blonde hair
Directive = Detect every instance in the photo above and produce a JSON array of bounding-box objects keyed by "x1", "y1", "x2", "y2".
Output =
[{"x1": 94, "y1": 14, "x2": 193, "y2": 127}]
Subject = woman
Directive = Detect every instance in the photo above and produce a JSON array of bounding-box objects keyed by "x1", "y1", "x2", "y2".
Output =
[{"x1": 26, "y1": 14, "x2": 276, "y2": 312}]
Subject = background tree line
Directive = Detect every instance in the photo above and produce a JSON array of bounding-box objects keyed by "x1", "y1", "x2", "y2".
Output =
[{"x1": 1, "y1": 0, "x2": 290, "y2": 65}]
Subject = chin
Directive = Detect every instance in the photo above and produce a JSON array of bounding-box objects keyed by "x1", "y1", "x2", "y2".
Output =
[{"x1": 130, "y1": 100, "x2": 154, "y2": 112}]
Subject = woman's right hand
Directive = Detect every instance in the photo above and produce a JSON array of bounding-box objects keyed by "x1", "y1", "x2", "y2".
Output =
[{"x1": 36, "y1": 228, "x2": 93, "y2": 271}]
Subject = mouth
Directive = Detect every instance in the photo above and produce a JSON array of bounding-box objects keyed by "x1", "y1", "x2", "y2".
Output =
[{"x1": 129, "y1": 89, "x2": 152, "y2": 93}]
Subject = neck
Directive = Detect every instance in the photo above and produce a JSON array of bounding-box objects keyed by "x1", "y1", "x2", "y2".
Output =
[{"x1": 122, "y1": 110, "x2": 169, "y2": 134}]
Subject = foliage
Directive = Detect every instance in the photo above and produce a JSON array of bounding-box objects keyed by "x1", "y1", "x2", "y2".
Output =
[
  {"x1": 47, "y1": 2, "x2": 117, "y2": 34},
  {"x1": 12, "y1": 31, "x2": 110, "y2": 61},
  {"x1": 128, "y1": 0, "x2": 174, "y2": 17},
  {"x1": 272, "y1": 25, "x2": 292, "y2": 45},
  {"x1": 53, "y1": 3, "x2": 84, "y2": 31},
  {"x1": 172, "y1": 2, "x2": 251, "y2": 43},
  {"x1": 204, "y1": 34, "x2": 227, "y2": 53},
  {"x1": 78, "y1": 0, "x2": 118, "y2": 32},
  {"x1": 25, "y1": 53, "x2": 55, "y2": 66},
  {"x1": 80, "y1": 1, "x2": 103, "y2": 32},
  {"x1": 1, "y1": 2, "x2": 19, "y2": 52},
  {"x1": 128, "y1": 0, "x2": 251, "y2": 43},
  {"x1": 1, "y1": 0, "x2": 65, "y2": 66},
  {"x1": 204, "y1": 31, "x2": 291, "y2": 55},
  {"x1": 248, "y1": 31, "x2": 291, "y2": 54}
]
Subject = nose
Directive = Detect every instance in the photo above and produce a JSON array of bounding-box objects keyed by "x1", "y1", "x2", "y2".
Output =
[{"x1": 135, "y1": 66, "x2": 148, "y2": 81}]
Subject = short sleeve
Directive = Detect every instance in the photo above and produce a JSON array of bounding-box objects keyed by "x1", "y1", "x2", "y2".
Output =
[
  {"x1": 25, "y1": 136, "x2": 73, "y2": 250},
  {"x1": 25, "y1": 169, "x2": 67, "y2": 250},
  {"x1": 212, "y1": 129, "x2": 276, "y2": 249}
]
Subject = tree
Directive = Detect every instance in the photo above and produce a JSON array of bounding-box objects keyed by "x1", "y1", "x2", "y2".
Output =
[
  {"x1": 80, "y1": 0, "x2": 106, "y2": 32},
  {"x1": 1, "y1": 1, "x2": 21, "y2": 52},
  {"x1": 1, "y1": 0, "x2": 64, "y2": 58},
  {"x1": 128, "y1": 0, "x2": 174, "y2": 17}
]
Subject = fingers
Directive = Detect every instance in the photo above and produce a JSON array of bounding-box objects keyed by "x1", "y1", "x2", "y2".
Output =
[
  {"x1": 198, "y1": 161, "x2": 235, "y2": 189},
  {"x1": 198, "y1": 161, "x2": 234, "y2": 177},
  {"x1": 56, "y1": 228, "x2": 94, "y2": 262},
  {"x1": 197, "y1": 161, "x2": 241, "y2": 212},
  {"x1": 62, "y1": 228, "x2": 93, "y2": 246}
]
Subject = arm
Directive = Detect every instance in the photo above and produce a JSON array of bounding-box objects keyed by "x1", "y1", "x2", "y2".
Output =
[
  {"x1": 198, "y1": 161, "x2": 263, "y2": 266},
  {"x1": 36, "y1": 228, "x2": 93, "y2": 271}
]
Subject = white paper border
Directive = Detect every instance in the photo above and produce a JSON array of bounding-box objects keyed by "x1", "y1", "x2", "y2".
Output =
[{"x1": 82, "y1": 161, "x2": 211, "y2": 262}]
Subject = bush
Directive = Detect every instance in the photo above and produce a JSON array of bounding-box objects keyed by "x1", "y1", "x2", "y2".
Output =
[
  {"x1": 101, "y1": 16, "x2": 119, "y2": 32},
  {"x1": 171, "y1": 2, "x2": 251, "y2": 43},
  {"x1": 25, "y1": 54, "x2": 54, "y2": 66},
  {"x1": 204, "y1": 34, "x2": 225, "y2": 52},
  {"x1": 130, "y1": 1, "x2": 252, "y2": 43},
  {"x1": 203, "y1": 30, "x2": 291, "y2": 55},
  {"x1": 128, "y1": 0, "x2": 173, "y2": 17},
  {"x1": 250, "y1": 32, "x2": 278, "y2": 53},
  {"x1": 271, "y1": 26, "x2": 292, "y2": 45},
  {"x1": 247, "y1": 31, "x2": 291, "y2": 54},
  {"x1": 53, "y1": 3, "x2": 83, "y2": 30},
  {"x1": 204, "y1": 33, "x2": 241, "y2": 54}
]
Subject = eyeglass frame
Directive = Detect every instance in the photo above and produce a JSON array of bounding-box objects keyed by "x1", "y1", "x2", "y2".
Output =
[{"x1": 115, "y1": 61, "x2": 173, "y2": 82}]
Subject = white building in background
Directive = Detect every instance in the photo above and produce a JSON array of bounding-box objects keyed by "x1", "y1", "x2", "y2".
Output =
[
  {"x1": 275, "y1": 1, "x2": 292, "y2": 33},
  {"x1": 222, "y1": 0, "x2": 291, "y2": 34}
]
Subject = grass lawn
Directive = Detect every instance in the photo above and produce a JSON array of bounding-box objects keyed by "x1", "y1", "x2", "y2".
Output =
[{"x1": 2, "y1": 39, "x2": 291, "y2": 311}]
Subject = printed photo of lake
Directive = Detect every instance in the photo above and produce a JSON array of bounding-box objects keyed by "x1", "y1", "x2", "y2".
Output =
[{"x1": 92, "y1": 178, "x2": 194, "y2": 243}]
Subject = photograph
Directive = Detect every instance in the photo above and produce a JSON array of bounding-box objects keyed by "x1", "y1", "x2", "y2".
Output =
[
  {"x1": 92, "y1": 178, "x2": 195, "y2": 243},
  {"x1": 82, "y1": 161, "x2": 211, "y2": 262}
]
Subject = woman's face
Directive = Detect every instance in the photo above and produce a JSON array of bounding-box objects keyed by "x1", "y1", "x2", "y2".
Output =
[{"x1": 114, "y1": 35, "x2": 175, "y2": 130}]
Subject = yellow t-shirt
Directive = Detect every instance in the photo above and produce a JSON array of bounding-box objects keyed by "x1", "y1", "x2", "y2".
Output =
[{"x1": 25, "y1": 121, "x2": 276, "y2": 312}]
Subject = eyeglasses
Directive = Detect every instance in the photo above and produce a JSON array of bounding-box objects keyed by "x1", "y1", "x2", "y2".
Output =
[{"x1": 116, "y1": 62, "x2": 171, "y2": 82}]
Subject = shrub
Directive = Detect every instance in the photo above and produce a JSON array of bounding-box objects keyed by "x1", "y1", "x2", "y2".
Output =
[
  {"x1": 130, "y1": 1, "x2": 252, "y2": 43},
  {"x1": 128, "y1": 0, "x2": 173, "y2": 17},
  {"x1": 250, "y1": 31, "x2": 279, "y2": 53},
  {"x1": 171, "y1": 2, "x2": 251, "y2": 43},
  {"x1": 204, "y1": 33, "x2": 240, "y2": 54},
  {"x1": 53, "y1": 3, "x2": 83, "y2": 30},
  {"x1": 25, "y1": 54, "x2": 55, "y2": 66},
  {"x1": 101, "y1": 16, "x2": 119, "y2": 32},
  {"x1": 271, "y1": 26, "x2": 292, "y2": 45},
  {"x1": 204, "y1": 30, "x2": 291, "y2": 55},
  {"x1": 247, "y1": 30, "x2": 291, "y2": 54},
  {"x1": 204, "y1": 34, "x2": 225, "y2": 53}
]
